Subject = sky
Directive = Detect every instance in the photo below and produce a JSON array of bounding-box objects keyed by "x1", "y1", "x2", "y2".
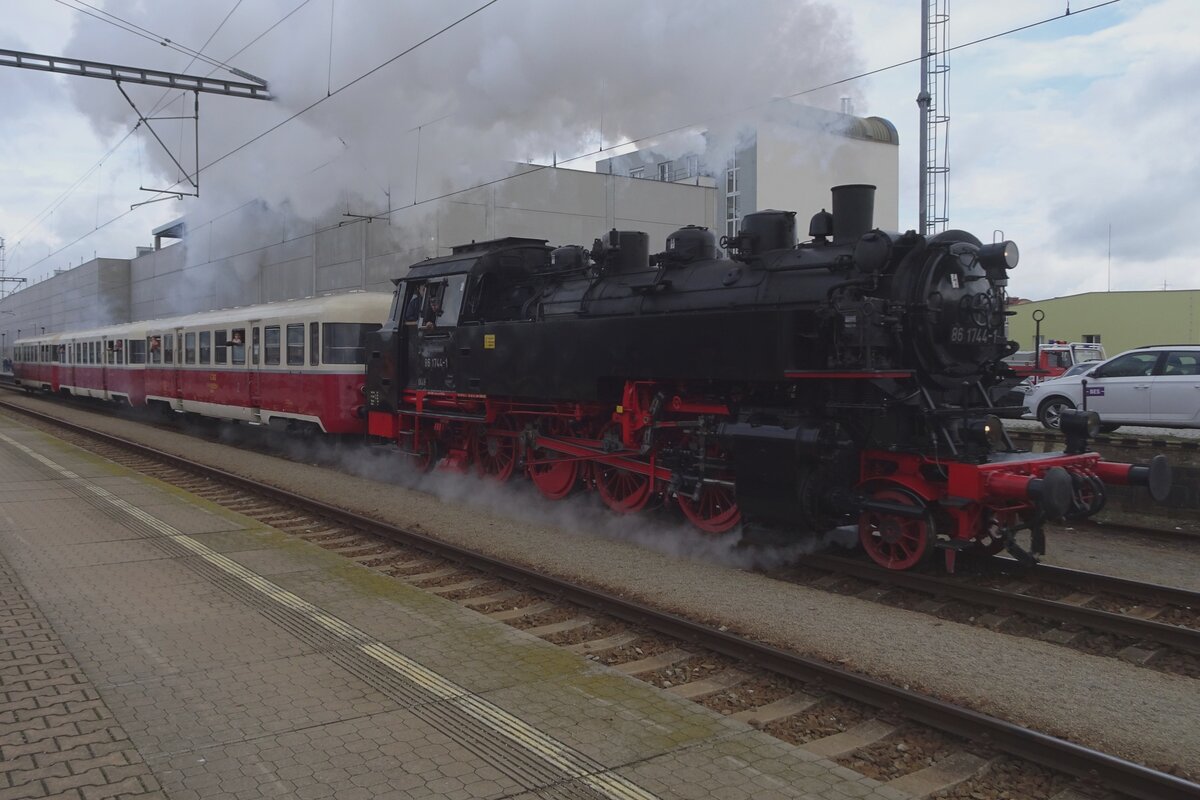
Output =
[{"x1": 0, "y1": 0, "x2": 1195, "y2": 303}]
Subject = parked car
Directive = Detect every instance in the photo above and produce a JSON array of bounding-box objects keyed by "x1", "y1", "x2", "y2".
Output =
[{"x1": 1024, "y1": 345, "x2": 1200, "y2": 431}]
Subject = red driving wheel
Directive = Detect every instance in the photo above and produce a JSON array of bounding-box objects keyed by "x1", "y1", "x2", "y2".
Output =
[
  {"x1": 473, "y1": 415, "x2": 518, "y2": 482},
  {"x1": 528, "y1": 418, "x2": 580, "y2": 500},
  {"x1": 593, "y1": 424, "x2": 653, "y2": 513},
  {"x1": 677, "y1": 485, "x2": 741, "y2": 534},
  {"x1": 858, "y1": 487, "x2": 932, "y2": 570}
]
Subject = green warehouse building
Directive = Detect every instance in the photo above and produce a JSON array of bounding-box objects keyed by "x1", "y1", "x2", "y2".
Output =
[{"x1": 1006, "y1": 290, "x2": 1200, "y2": 356}]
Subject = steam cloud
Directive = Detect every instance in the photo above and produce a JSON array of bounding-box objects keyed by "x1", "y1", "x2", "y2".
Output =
[{"x1": 61, "y1": 0, "x2": 863, "y2": 228}]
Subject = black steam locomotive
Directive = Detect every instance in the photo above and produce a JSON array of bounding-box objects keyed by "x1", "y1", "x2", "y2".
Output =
[{"x1": 365, "y1": 184, "x2": 1169, "y2": 571}]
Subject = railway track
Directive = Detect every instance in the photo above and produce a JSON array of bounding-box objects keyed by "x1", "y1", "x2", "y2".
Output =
[
  {"x1": 2, "y1": 397, "x2": 1198, "y2": 799},
  {"x1": 786, "y1": 555, "x2": 1200, "y2": 678}
]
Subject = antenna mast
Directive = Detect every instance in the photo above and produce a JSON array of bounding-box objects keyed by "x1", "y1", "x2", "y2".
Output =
[{"x1": 917, "y1": 0, "x2": 950, "y2": 235}]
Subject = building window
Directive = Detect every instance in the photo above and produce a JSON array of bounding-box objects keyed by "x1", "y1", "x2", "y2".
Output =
[
  {"x1": 629, "y1": 167, "x2": 644, "y2": 179},
  {"x1": 725, "y1": 167, "x2": 741, "y2": 248},
  {"x1": 1084, "y1": 334, "x2": 1101, "y2": 343},
  {"x1": 658, "y1": 161, "x2": 672, "y2": 182}
]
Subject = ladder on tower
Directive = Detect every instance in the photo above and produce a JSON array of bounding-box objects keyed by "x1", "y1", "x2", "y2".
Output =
[{"x1": 918, "y1": 0, "x2": 950, "y2": 235}]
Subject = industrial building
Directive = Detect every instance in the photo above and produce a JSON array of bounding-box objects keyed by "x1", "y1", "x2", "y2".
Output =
[
  {"x1": 0, "y1": 164, "x2": 717, "y2": 359},
  {"x1": 1007, "y1": 290, "x2": 1200, "y2": 356},
  {"x1": 595, "y1": 104, "x2": 900, "y2": 241}
]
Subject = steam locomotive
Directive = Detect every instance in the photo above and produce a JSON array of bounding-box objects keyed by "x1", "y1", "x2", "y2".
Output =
[{"x1": 364, "y1": 184, "x2": 1172, "y2": 571}]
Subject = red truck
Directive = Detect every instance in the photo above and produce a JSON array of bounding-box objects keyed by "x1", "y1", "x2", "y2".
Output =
[{"x1": 1003, "y1": 340, "x2": 1107, "y2": 384}]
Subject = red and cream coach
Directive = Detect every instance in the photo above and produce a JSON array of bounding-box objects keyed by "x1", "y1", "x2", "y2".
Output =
[{"x1": 15, "y1": 293, "x2": 390, "y2": 435}]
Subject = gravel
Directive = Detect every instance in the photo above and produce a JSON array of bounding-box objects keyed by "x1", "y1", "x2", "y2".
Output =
[{"x1": 6, "y1": 394, "x2": 1200, "y2": 778}]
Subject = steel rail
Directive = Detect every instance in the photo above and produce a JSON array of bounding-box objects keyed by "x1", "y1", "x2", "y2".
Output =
[
  {"x1": 802, "y1": 554, "x2": 1200, "y2": 655},
  {"x1": 0, "y1": 397, "x2": 1197, "y2": 800},
  {"x1": 1030, "y1": 562, "x2": 1200, "y2": 610}
]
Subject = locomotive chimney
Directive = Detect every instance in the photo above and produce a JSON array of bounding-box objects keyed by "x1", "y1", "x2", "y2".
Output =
[{"x1": 831, "y1": 184, "x2": 876, "y2": 245}]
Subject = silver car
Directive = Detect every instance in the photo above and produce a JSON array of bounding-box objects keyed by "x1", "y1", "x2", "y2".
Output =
[{"x1": 1024, "y1": 345, "x2": 1200, "y2": 431}]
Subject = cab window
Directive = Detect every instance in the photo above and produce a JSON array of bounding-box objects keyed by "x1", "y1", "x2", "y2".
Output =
[{"x1": 422, "y1": 275, "x2": 467, "y2": 329}]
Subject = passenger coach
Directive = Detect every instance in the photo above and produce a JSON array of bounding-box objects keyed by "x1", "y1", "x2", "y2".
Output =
[
  {"x1": 14, "y1": 323, "x2": 148, "y2": 405},
  {"x1": 143, "y1": 293, "x2": 390, "y2": 433},
  {"x1": 15, "y1": 292, "x2": 390, "y2": 436}
]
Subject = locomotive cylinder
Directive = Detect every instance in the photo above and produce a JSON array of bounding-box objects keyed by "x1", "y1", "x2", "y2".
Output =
[
  {"x1": 831, "y1": 184, "x2": 876, "y2": 245},
  {"x1": 984, "y1": 467, "x2": 1074, "y2": 518}
]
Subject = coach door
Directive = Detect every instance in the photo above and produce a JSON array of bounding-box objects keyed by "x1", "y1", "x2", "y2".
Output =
[
  {"x1": 248, "y1": 321, "x2": 262, "y2": 414},
  {"x1": 100, "y1": 336, "x2": 111, "y2": 398},
  {"x1": 173, "y1": 328, "x2": 185, "y2": 403}
]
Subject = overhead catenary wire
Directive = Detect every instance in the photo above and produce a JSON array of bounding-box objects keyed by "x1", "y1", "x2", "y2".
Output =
[
  {"x1": 51, "y1": 0, "x2": 239, "y2": 76},
  {"x1": 8, "y1": 0, "x2": 501, "y2": 280},
  {"x1": 9, "y1": 0, "x2": 1119, "y2": 280},
  {"x1": 5, "y1": 0, "x2": 287, "y2": 262}
]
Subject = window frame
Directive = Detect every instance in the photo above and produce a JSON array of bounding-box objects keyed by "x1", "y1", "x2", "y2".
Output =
[
  {"x1": 286, "y1": 323, "x2": 305, "y2": 366},
  {"x1": 264, "y1": 325, "x2": 280, "y2": 366}
]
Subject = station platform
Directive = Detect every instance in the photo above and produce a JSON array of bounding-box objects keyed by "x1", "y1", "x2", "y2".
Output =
[{"x1": 0, "y1": 414, "x2": 905, "y2": 800}]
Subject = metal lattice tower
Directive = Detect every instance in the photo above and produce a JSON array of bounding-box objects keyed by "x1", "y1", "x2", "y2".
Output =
[{"x1": 917, "y1": 0, "x2": 950, "y2": 235}]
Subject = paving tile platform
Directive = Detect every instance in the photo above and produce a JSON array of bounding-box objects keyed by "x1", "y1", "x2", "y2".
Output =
[{"x1": 0, "y1": 414, "x2": 906, "y2": 800}]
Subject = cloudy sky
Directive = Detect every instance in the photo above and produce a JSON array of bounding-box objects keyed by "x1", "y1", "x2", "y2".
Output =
[{"x1": 0, "y1": 0, "x2": 1195, "y2": 302}]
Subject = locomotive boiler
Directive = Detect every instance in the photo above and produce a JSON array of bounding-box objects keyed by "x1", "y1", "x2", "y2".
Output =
[{"x1": 364, "y1": 184, "x2": 1170, "y2": 571}]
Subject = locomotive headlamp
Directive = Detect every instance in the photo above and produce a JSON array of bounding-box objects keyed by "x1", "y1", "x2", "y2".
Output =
[
  {"x1": 1060, "y1": 408, "x2": 1101, "y2": 454},
  {"x1": 978, "y1": 240, "x2": 1019, "y2": 271},
  {"x1": 1060, "y1": 409, "x2": 1101, "y2": 438},
  {"x1": 964, "y1": 414, "x2": 1004, "y2": 447}
]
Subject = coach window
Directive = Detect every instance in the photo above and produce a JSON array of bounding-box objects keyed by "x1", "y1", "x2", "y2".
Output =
[
  {"x1": 286, "y1": 324, "x2": 304, "y2": 366},
  {"x1": 107, "y1": 342, "x2": 116, "y2": 364},
  {"x1": 148, "y1": 336, "x2": 161, "y2": 364},
  {"x1": 163, "y1": 334, "x2": 174, "y2": 364},
  {"x1": 230, "y1": 329, "x2": 246, "y2": 365},
  {"x1": 214, "y1": 331, "x2": 227, "y2": 365},
  {"x1": 128, "y1": 339, "x2": 146, "y2": 364},
  {"x1": 115, "y1": 341, "x2": 124, "y2": 365},
  {"x1": 323, "y1": 323, "x2": 380, "y2": 364},
  {"x1": 199, "y1": 331, "x2": 211, "y2": 364},
  {"x1": 185, "y1": 332, "x2": 196, "y2": 365},
  {"x1": 264, "y1": 326, "x2": 280, "y2": 365},
  {"x1": 252, "y1": 327, "x2": 261, "y2": 365},
  {"x1": 309, "y1": 322, "x2": 319, "y2": 366}
]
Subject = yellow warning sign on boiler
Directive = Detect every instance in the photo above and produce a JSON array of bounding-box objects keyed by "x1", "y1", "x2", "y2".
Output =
[{"x1": 484, "y1": 334, "x2": 496, "y2": 350}]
